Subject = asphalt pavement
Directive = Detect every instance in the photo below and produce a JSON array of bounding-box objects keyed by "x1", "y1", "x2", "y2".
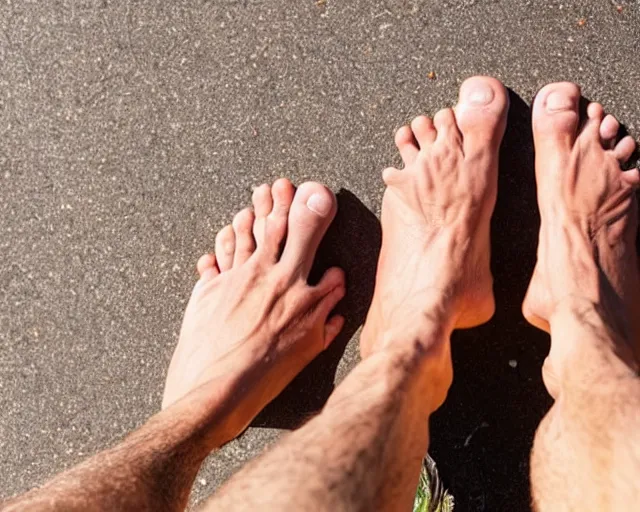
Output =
[{"x1": 1, "y1": 1, "x2": 639, "y2": 510}]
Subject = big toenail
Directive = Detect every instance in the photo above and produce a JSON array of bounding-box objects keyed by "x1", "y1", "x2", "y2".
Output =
[
  {"x1": 306, "y1": 193, "x2": 332, "y2": 216},
  {"x1": 465, "y1": 84, "x2": 494, "y2": 106},
  {"x1": 546, "y1": 92, "x2": 573, "y2": 112}
]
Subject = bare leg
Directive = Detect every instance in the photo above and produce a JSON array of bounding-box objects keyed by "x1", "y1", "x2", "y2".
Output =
[
  {"x1": 523, "y1": 82, "x2": 640, "y2": 510},
  {"x1": 2, "y1": 180, "x2": 346, "y2": 511},
  {"x1": 204, "y1": 76, "x2": 509, "y2": 511}
]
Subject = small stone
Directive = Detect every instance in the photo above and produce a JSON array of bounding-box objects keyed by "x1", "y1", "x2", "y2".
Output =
[
  {"x1": 199, "y1": 478, "x2": 207, "y2": 486},
  {"x1": 427, "y1": 71, "x2": 437, "y2": 80},
  {"x1": 509, "y1": 360, "x2": 518, "y2": 368},
  {"x1": 577, "y1": 18, "x2": 587, "y2": 27}
]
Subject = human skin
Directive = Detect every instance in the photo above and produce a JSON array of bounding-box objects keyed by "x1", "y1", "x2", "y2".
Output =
[
  {"x1": 2, "y1": 179, "x2": 347, "y2": 511},
  {"x1": 202, "y1": 75, "x2": 509, "y2": 512},
  {"x1": 522, "y1": 82, "x2": 640, "y2": 511},
  {"x1": 4, "y1": 78, "x2": 640, "y2": 512}
]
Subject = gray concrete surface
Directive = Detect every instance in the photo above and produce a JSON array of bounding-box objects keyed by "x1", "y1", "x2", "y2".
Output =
[{"x1": 1, "y1": 0, "x2": 639, "y2": 510}]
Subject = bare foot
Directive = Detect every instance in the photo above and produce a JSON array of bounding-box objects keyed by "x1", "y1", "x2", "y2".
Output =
[
  {"x1": 522, "y1": 82, "x2": 640, "y2": 394},
  {"x1": 162, "y1": 179, "x2": 345, "y2": 436},
  {"x1": 360, "y1": 76, "x2": 509, "y2": 403}
]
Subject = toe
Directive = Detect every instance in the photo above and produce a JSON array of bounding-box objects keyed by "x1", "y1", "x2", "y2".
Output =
[
  {"x1": 433, "y1": 108, "x2": 463, "y2": 146},
  {"x1": 279, "y1": 182, "x2": 337, "y2": 279},
  {"x1": 252, "y1": 184, "x2": 273, "y2": 247},
  {"x1": 232, "y1": 207, "x2": 256, "y2": 267},
  {"x1": 261, "y1": 178, "x2": 295, "y2": 259},
  {"x1": 454, "y1": 75, "x2": 509, "y2": 153},
  {"x1": 195, "y1": 254, "x2": 219, "y2": 290},
  {"x1": 600, "y1": 114, "x2": 620, "y2": 149},
  {"x1": 197, "y1": 253, "x2": 219, "y2": 277},
  {"x1": 580, "y1": 102, "x2": 606, "y2": 142},
  {"x1": 395, "y1": 125, "x2": 419, "y2": 166},
  {"x1": 312, "y1": 267, "x2": 347, "y2": 348},
  {"x1": 215, "y1": 225, "x2": 235, "y2": 272},
  {"x1": 323, "y1": 314, "x2": 345, "y2": 350},
  {"x1": 382, "y1": 166, "x2": 402, "y2": 186},
  {"x1": 410, "y1": 115, "x2": 437, "y2": 148},
  {"x1": 613, "y1": 135, "x2": 637, "y2": 164},
  {"x1": 252, "y1": 184, "x2": 273, "y2": 218},
  {"x1": 621, "y1": 167, "x2": 640, "y2": 188},
  {"x1": 587, "y1": 102, "x2": 605, "y2": 122},
  {"x1": 532, "y1": 82, "x2": 581, "y2": 151}
]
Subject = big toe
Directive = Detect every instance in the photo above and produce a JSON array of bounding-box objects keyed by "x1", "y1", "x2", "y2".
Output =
[
  {"x1": 454, "y1": 76, "x2": 509, "y2": 152},
  {"x1": 279, "y1": 182, "x2": 337, "y2": 279},
  {"x1": 532, "y1": 82, "x2": 581, "y2": 151}
]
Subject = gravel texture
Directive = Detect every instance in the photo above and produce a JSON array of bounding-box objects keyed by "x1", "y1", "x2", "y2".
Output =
[{"x1": 1, "y1": 1, "x2": 638, "y2": 510}]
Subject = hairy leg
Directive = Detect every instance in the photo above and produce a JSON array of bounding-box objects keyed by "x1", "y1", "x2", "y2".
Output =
[
  {"x1": 203, "y1": 76, "x2": 509, "y2": 512},
  {"x1": 523, "y1": 82, "x2": 640, "y2": 510},
  {"x1": 2, "y1": 180, "x2": 345, "y2": 512}
]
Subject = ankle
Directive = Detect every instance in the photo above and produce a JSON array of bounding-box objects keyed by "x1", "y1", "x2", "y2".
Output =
[
  {"x1": 548, "y1": 297, "x2": 639, "y2": 383},
  {"x1": 362, "y1": 318, "x2": 454, "y2": 410},
  {"x1": 364, "y1": 291, "x2": 458, "y2": 347},
  {"x1": 355, "y1": 336, "x2": 453, "y2": 414}
]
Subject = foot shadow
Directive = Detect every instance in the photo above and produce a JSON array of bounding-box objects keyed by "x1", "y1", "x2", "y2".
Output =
[
  {"x1": 252, "y1": 189, "x2": 381, "y2": 429},
  {"x1": 428, "y1": 90, "x2": 553, "y2": 512}
]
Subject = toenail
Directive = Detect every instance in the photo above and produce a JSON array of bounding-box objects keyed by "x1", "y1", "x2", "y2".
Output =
[
  {"x1": 306, "y1": 192, "x2": 332, "y2": 216},
  {"x1": 546, "y1": 91, "x2": 574, "y2": 112},
  {"x1": 464, "y1": 83, "x2": 494, "y2": 106}
]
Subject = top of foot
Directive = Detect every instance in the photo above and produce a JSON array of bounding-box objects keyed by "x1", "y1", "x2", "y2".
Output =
[
  {"x1": 163, "y1": 178, "x2": 346, "y2": 442},
  {"x1": 523, "y1": 82, "x2": 639, "y2": 330},
  {"x1": 361, "y1": 76, "x2": 509, "y2": 406},
  {"x1": 522, "y1": 81, "x2": 640, "y2": 389}
]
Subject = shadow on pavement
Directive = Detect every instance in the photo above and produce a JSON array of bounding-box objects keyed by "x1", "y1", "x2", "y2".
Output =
[{"x1": 252, "y1": 189, "x2": 381, "y2": 429}]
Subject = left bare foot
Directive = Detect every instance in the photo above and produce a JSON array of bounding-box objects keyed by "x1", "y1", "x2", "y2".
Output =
[
  {"x1": 361, "y1": 76, "x2": 509, "y2": 408},
  {"x1": 163, "y1": 179, "x2": 345, "y2": 439}
]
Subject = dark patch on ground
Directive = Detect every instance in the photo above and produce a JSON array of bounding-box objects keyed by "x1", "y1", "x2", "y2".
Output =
[{"x1": 429, "y1": 91, "x2": 553, "y2": 512}]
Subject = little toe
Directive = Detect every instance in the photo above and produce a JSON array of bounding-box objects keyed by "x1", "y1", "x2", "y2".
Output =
[
  {"x1": 600, "y1": 114, "x2": 620, "y2": 149},
  {"x1": 395, "y1": 125, "x2": 419, "y2": 166},
  {"x1": 454, "y1": 75, "x2": 509, "y2": 154},
  {"x1": 433, "y1": 108, "x2": 463, "y2": 146},
  {"x1": 382, "y1": 166, "x2": 402, "y2": 186},
  {"x1": 279, "y1": 182, "x2": 337, "y2": 279},
  {"x1": 532, "y1": 82, "x2": 581, "y2": 151},
  {"x1": 232, "y1": 207, "x2": 256, "y2": 267},
  {"x1": 194, "y1": 255, "x2": 219, "y2": 291},
  {"x1": 410, "y1": 115, "x2": 437, "y2": 149},
  {"x1": 215, "y1": 225, "x2": 235, "y2": 272},
  {"x1": 252, "y1": 183, "x2": 273, "y2": 247},
  {"x1": 197, "y1": 253, "x2": 219, "y2": 277}
]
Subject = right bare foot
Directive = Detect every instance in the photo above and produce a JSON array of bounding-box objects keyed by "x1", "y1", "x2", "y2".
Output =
[
  {"x1": 522, "y1": 82, "x2": 640, "y2": 393},
  {"x1": 360, "y1": 76, "x2": 509, "y2": 405}
]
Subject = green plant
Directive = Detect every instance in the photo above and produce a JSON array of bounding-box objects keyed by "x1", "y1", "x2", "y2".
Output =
[{"x1": 413, "y1": 454, "x2": 454, "y2": 512}]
